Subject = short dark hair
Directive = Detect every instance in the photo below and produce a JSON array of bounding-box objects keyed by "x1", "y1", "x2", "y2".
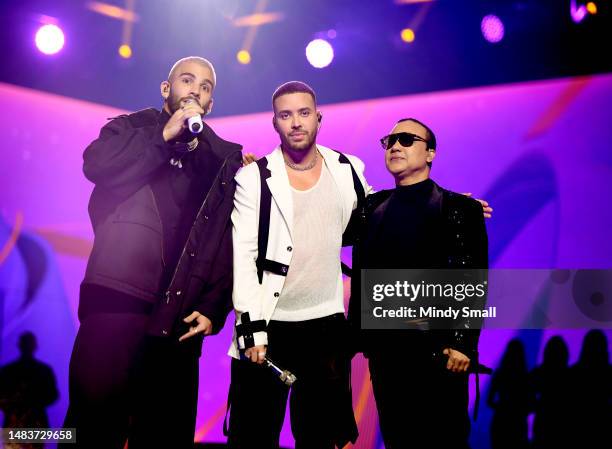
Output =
[
  {"x1": 396, "y1": 117, "x2": 436, "y2": 150},
  {"x1": 272, "y1": 81, "x2": 317, "y2": 109},
  {"x1": 397, "y1": 117, "x2": 436, "y2": 168}
]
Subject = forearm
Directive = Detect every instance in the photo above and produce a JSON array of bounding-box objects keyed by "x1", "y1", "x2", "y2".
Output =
[
  {"x1": 231, "y1": 166, "x2": 268, "y2": 347},
  {"x1": 83, "y1": 118, "x2": 170, "y2": 190}
]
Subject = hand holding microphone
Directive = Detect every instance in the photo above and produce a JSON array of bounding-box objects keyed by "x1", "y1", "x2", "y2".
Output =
[
  {"x1": 162, "y1": 98, "x2": 205, "y2": 142},
  {"x1": 238, "y1": 313, "x2": 296, "y2": 386},
  {"x1": 182, "y1": 98, "x2": 204, "y2": 134},
  {"x1": 244, "y1": 345, "x2": 297, "y2": 387}
]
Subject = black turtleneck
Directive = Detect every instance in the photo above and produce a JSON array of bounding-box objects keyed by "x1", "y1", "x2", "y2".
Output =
[
  {"x1": 152, "y1": 110, "x2": 219, "y2": 288},
  {"x1": 365, "y1": 178, "x2": 445, "y2": 270}
]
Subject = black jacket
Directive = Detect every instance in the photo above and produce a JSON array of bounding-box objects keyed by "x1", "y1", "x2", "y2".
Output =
[
  {"x1": 348, "y1": 181, "x2": 489, "y2": 359},
  {"x1": 82, "y1": 108, "x2": 242, "y2": 337}
]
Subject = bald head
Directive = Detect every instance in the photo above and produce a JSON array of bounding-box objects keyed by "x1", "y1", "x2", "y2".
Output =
[
  {"x1": 167, "y1": 56, "x2": 217, "y2": 89},
  {"x1": 161, "y1": 56, "x2": 216, "y2": 115}
]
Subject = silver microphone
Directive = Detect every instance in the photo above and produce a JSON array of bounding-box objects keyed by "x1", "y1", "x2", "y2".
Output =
[
  {"x1": 183, "y1": 98, "x2": 203, "y2": 134},
  {"x1": 264, "y1": 357, "x2": 297, "y2": 386}
]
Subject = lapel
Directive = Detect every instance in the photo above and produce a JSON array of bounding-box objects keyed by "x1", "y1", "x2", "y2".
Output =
[
  {"x1": 318, "y1": 145, "x2": 355, "y2": 227},
  {"x1": 365, "y1": 190, "x2": 393, "y2": 250},
  {"x1": 265, "y1": 147, "x2": 294, "y2": 241}
]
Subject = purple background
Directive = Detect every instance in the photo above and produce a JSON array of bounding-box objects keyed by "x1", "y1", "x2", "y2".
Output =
[{"x1": 1, "y1": 73, "x2": 611, "y2": 448}]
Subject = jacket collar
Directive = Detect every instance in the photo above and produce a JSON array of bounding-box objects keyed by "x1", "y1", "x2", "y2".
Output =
[{"x1": 263, "y1": 145, "x2": 357, "y2": 240}]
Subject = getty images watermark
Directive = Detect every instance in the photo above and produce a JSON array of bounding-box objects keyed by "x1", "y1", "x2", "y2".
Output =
[{"x1": 359, "y1": 269, "x2": 612, "y2": 330}]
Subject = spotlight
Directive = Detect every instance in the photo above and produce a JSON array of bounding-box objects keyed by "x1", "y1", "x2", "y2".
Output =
[
  {"x1": 587, "y1": 2, "x2": 597, "y2": 14},
  {"x1": 481, "y1": 15, "x2": 504, "y2": 44},
  {"x1": 400, "y1": 28, "x2": 415, "y2": 43},
  {"x1": 35, "y1": 24, "x2": 65, "y2": 55},
  {"x1": 118, "y1": 44, "x2": 132, "y2": 59},
  {"x1": 305, "y1": 39, "x2": 334, "y2": 69},
  {"x1": 237, "y1": 50, "x2": 251, "y2": 65}
]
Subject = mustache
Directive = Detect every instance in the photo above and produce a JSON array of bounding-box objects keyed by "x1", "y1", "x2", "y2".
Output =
[
  {"x1": 180, "y1": 96, "x2": 200, "y2": 105},
  {"x1": 170, "y1": 96, "x2": 210, "y2": 113}
]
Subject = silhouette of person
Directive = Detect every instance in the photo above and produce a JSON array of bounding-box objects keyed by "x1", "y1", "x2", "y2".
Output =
[
  {"x1": 487, "y1": 338, "x2": 532, "y2": 449},
  {"x1": 567, "y1": 330, "x2": 611, "y2": 449},
  {"x1": 0, "y1": 331, "x2": 59, "y2": 429},
  {"x1": 530, "y1": 335, "x2": 570, "y2": 449}
]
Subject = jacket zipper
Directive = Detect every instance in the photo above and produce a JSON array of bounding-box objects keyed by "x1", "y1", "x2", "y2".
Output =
[{"x1": 164, "y1": 151, "x2": 239, "y2": 303}]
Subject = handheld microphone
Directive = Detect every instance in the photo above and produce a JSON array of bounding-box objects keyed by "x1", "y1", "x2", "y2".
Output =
[
  {"x1": 237, "y1": 353, "x2": 297, "y2": 386},
  {"x1": 263, "y1": 357, "x2": 297, "y2": 386},
  {"x1": 183, "y1": 98, "x2": 203, "y2": 134},
  {"x1": 236, "y1": 312, "x2": 296, "y2": 386}
]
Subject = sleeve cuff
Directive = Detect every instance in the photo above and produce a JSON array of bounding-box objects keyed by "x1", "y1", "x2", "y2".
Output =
[{"x1": 237, "y1": 330, "x2": 268, "y2": 349}]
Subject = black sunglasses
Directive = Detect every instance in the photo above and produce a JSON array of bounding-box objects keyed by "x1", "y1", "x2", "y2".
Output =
[{"x1": 380, "y1": 132, "x2": 429, "y2": 150}]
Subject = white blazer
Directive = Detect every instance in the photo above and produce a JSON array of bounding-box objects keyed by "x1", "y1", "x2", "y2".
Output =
[{"x1": 228, "y1": 145, "x2": 372, "y2": 358}]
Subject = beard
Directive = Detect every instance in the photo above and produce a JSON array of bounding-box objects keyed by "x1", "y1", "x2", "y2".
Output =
[
  {"x1": 280, "y1": 128, "x2": 318, "y2": 153},
  {"x1": 167, "y1": 89, "x2": 210, "y2": 114}
]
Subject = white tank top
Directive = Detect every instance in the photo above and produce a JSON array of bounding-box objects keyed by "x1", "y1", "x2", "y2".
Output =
[{"x1": 271, "y1": 163, "x2": 345, "y2": 321}]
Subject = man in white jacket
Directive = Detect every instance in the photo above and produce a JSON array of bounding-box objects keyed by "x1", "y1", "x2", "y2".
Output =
[{"x1": 226, "y1": 81, "x2": 369, "y2": 448}]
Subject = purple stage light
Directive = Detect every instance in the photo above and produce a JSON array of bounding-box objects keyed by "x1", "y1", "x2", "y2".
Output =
[
  {"x1": 570, "y1": 0, "x2": 588, "y2": 23},
  {"x1": 481, "y1": 14, "x2": 504, "y2": 44},
  {"x1": 35, "y1": 24, "x2": 65, "y2": 55},
  {"x1": 305, "y1": 39, "x2": 334, "y2": 69}
]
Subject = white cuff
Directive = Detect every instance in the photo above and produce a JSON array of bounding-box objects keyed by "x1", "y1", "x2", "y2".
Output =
[{"x1": 237, "y1": 330, "x2": 268, "y2": 350}]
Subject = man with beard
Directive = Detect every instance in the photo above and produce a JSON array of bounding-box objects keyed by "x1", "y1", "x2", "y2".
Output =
[
  {"x1": 61, "y1": 57, "x2": 243, "y2": 449},
  {"x1": 226, "y1": 81, "x2": 367, "y2": 448}
]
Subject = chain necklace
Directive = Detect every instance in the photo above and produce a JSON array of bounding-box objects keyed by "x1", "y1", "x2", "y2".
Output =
[
  {"x1": 170, "y1": 137, "x2": 199, "y2": 169},
  {"x1": 284, "y1": 150, "x2": 318, "y2": 171}
]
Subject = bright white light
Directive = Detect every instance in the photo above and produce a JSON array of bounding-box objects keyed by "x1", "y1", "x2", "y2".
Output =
[
  {"x1": 35, "y1": 24, "x2": 65, "y2": 55},
  {"x1": 305, "y1": 39, "x2": 334, "y2": 69}
]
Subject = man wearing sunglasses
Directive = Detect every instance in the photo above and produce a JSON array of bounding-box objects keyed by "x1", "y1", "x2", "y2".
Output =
[{"x1": 349, "y1": 118, "x2": 489, "y2": 448}]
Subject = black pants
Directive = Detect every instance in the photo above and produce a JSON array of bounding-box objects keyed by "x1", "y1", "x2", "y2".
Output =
[
  {"x1": 226, "y1": 313, "x2": 357, "y2": 449},
  {"x1": 368, "y1": 333, "x2": 471, "y2": 449},
  {"x1": 61, "y1": 312, "x2": 201, "y2": 449}
]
